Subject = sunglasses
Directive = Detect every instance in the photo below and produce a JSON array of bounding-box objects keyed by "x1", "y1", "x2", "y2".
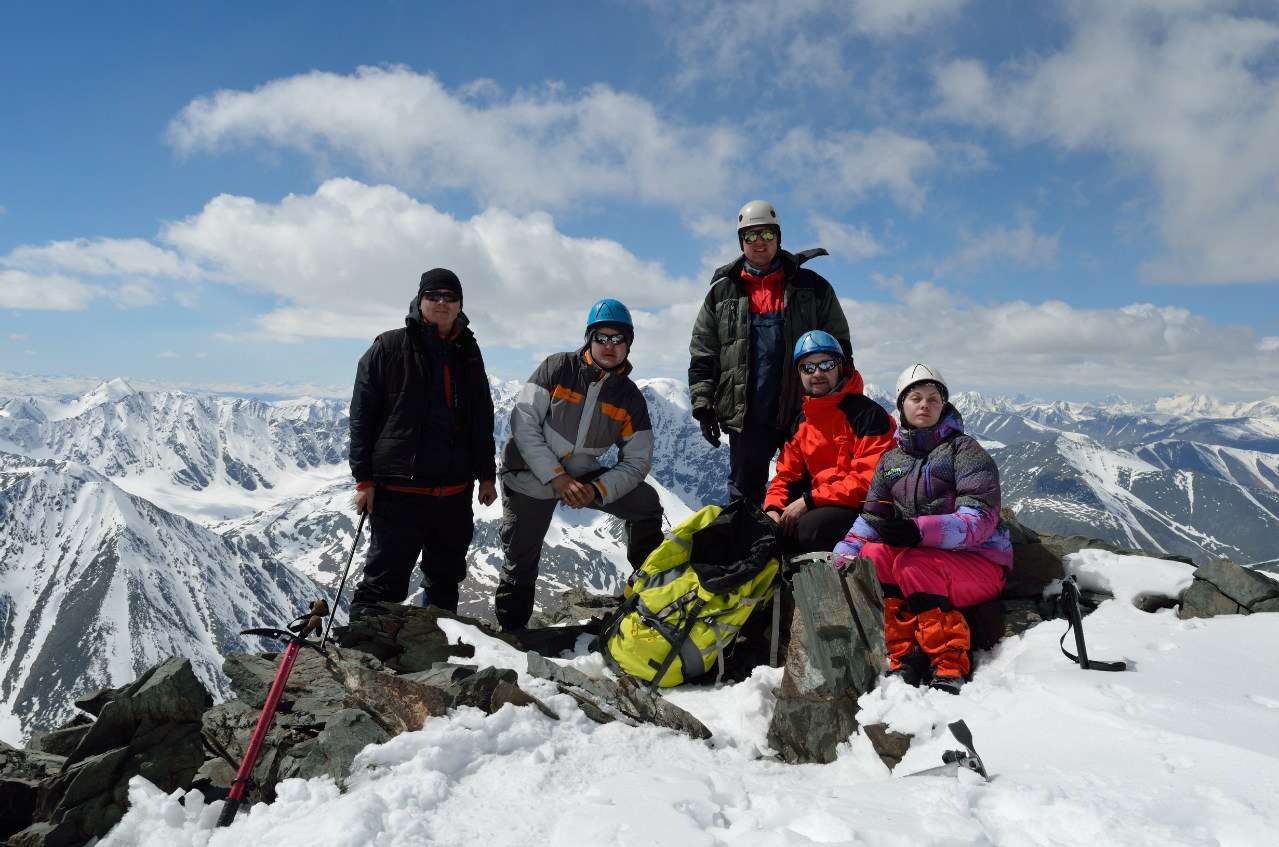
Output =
[
  {"x1": 741, "y1": 229, "x2": 777, "y2": 244},
  {"x1": 590, "y1": 331, "x2": 627, "y2": 346},
  {"x1": 422, "y1": 291, "x2": 460, "y2": 303},
  {"x1": 798, "y1": 358, "x2": 839, "y2": 375}
]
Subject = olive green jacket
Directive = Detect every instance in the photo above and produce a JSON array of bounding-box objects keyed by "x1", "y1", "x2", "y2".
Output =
[{"x1": 688, "y1": 248, "x2": 851, "y2": 432}]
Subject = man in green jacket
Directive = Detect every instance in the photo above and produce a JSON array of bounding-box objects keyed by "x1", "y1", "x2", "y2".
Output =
[{"x1": 688, "y1": 200, "x2": 852, "y2": 505}]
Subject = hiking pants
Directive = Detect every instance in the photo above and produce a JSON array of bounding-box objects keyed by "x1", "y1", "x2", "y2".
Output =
[
  {"x1": 727, "y1": 421, "x2": 785, "y2": 506},
  {"x1": 861, "y1": 543, "x2": 1005, "y2": 610},
  {"x1": 778, "y1": 505, "x2": 860, "y2": 555},
  {"x1": 499, "y1": 480, "x2": 663, "y2": 587},
  {"x1": 352, "y1": 487, "x2": 474, "y2": 610}
]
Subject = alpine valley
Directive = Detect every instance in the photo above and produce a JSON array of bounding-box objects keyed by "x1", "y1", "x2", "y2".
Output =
[{"x1": 1, "y1": 377, "x2": 1276, "y2": 741}]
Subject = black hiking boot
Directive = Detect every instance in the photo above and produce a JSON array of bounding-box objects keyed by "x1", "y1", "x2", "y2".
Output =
[
  {"x1": 929, "y1": 675, "x2": 965, "y2": 695},
  {"x1": 885, "y1": 647, "x2": 930, "y2": 687},
  {"x1": 494, "y1": 582, "x2": 536, "y2": 631}
]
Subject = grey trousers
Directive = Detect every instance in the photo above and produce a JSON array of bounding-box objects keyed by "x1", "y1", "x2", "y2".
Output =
[{"x1": 498, "y1": 480, "x2": 663, "y2": 586}]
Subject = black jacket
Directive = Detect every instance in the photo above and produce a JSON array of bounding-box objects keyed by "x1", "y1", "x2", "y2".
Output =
[{"x1": 349, "y1": 303, "x2": 496, "y2": 487}]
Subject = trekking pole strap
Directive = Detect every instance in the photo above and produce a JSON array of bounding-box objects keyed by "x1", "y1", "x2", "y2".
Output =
[{"x1": 1058, "y1": 624, "x2": 1126, "y2": 672}]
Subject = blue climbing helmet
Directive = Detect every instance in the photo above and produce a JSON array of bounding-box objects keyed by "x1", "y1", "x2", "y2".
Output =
[
  {"x1": 792, "y1": 330, "x2": 843, "y2": 364},
  {"x1": 585, "y1": 298, "x2": 635, "y2": 345}
]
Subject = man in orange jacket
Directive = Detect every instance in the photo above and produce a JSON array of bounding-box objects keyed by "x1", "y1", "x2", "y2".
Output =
[{"x1": 764, "y1": 331, "x2": 897, "y2": 553}]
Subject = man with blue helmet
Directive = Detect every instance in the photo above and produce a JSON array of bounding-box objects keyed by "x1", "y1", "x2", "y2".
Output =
[
  {"x1": 763, "y1": 330, "x2": 896, "y2": 553},
  {"x1": 494, "y1": 298, "x2": 664, "y2": 629},
  {"x1": 689, "y1": 200, "x2": 852, "y2": 505}
]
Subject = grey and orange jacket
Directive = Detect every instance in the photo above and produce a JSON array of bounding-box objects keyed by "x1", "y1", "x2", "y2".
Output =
[
  {"x1": 500, "y1": 349, "x2": 654, "y2": 505},
  {"x1": 763, "y1": 368, "x2": 897, "y2": 514}
]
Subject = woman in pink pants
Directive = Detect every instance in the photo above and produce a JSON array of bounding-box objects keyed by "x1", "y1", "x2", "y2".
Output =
[{"x1": 833, "y1": 364, "x2": 1012, "y2": 694}]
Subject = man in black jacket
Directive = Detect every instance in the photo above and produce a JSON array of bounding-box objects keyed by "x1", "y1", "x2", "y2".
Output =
[{"x1": 348, "y1": 268, "x2": 497, "y2": 614}]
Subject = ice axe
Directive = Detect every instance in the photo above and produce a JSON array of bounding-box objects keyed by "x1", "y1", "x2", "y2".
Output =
[
  {"x1": 215, "y1": 599, "x2": 329, "y2": 827},
  {"x1": 906, "y1": 720, "x2": 990, "y2": 781}
]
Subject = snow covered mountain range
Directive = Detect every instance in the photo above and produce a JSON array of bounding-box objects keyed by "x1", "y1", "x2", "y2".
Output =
[{"x1": 1, "y1": 377, "x2": 1276, "y2": 741}]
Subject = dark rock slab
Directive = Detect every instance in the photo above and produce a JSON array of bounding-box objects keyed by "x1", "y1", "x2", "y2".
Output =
[
  {"x1": 766, "y1": 556, "x2": 884, "y2": 765},
  {"x1": 1194, "y1": 560, "x2": 1279, "y2": 609},
  {"x1": 1003, "y1": 509, "x2": 1067, "y2": 598},
  {"x1": 862, "y1": 723, "x2": 914, "y2": 771},
  {"x1": 336, "y1": 603, "x2": 487, "y2": 672},
  {"x1": 9, "y1": 657, "x2": 211, "y2": 847},
  {"x1": 524, "y1": 653, "x2": 710, "y2": 740},
  {"x1": 25, "y1": 715, "x2": 92, "y2": 759}
]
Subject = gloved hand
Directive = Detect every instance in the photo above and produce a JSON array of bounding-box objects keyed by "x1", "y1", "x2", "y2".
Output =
[
  {"x1": 876, "y1": 517, "x2": 921, "y2": 548},
  {"x1": 692, "y1": 408, "x2": 721, "y2": 448}
]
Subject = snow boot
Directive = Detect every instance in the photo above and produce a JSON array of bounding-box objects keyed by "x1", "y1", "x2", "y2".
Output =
[
  {"x1": 916, "y1": 607, "x2": 972, "y2": 691},
  {"x1": 494, "y1": 582, "x2": 536, "y2": 631},
  {"x1": 929, "y1": 675, "x2": 965, "y2": 695},
  {"x1": 886, "y1": 647, "x2": 931, "y2": 687},
  {"x1": 422, "y1": 582, "x2": 460, "y2": 614}
]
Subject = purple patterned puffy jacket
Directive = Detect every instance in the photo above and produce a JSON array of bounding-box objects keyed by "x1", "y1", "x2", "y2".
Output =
[{"x1": 834, "y1": 405, "x2": 1013, "y2": 569}]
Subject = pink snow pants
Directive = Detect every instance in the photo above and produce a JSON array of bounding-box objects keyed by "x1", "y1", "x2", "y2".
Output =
[{"x1": 862, "y1": 543, "x2": 1006, "y2": 607}]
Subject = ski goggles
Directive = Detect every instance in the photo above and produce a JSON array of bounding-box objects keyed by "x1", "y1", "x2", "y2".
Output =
[
  {"x1": 590, "y1": 331, "x2": 628, "y2": 346},
  {"x1": 741, "y1": 229, "x2": 777, "y2": 244},
  {"x1": 421, "y1": 290, "x2": 460, "y2": 303},
  {"x1": 798, "y1": 358, "x2": 839, "y2": 375}
]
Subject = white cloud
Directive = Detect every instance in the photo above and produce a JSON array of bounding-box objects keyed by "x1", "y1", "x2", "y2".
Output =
[
  {"x1": 808, "y1": 215, "x2": 888, "y2": 262},
  {"x1": 845, "y1": 278, "x2": 1275, "y2": 400},
  {"x1": 157, "y1": 350, "x2": 179, "y2": 359},
  {"x1": 931, "y1": 1, "x2": 1279, "y2": 284},
  {"x1": 4, "y1": 237, "x2": 201, "y2": 279},
  {"x1": 658, "y1": 0, "x2": 968, "y2": 90},
  {"x1": 167, "y1": 66, "x2": 743, "y2": 212},
  {"x1": 112, "y1": 279, "x2": 163, "y2": 308},
  {"x1": 8, "y1": 333, "x2": 26, "y2": 342},
  {"x1": 159, "y1": 178, "x2": 703, "y2": 350},
  {"x1": 932, "y1": 221, "x2": 1059, "y2": 278},
  {"x1": 0, "y1": 270, "x2": 95, "y2": 310},
  {"x1": 772, "y1": 127, "x2": 940, "y2": 213}
]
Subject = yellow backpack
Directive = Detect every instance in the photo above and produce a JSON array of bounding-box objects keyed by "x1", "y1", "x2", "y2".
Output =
[{"x1": 601, "y1": 501, "x2": 780, "y2": 688}]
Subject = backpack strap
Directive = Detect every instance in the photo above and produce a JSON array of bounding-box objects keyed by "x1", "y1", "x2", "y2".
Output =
[{"x1": 647, "y1": 597, "x2": 707, "y2": 691}]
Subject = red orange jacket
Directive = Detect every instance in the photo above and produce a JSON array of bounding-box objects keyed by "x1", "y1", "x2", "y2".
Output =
[{"x1": 764, "y1": 369, "x2": 897, "y2": 513}]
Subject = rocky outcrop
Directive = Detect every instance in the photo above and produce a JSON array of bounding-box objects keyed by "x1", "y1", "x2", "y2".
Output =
[
  {"x1": 7, "y1": 657, "x2": 211, "y2": 847},
  {"x1": 1179, "y1": 559, "x2": 1279, "y2": 618},
  {"x1": 4, "y1": 522, "x2": 1273, "y2": 844},
  {"x1": 0, "y1": 602, "x2": 723, "y2": 845}
]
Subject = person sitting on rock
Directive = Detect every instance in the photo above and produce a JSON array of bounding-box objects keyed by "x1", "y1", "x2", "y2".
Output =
[
  {"x1": 763, "y1": 330, "x2": 896, "y2": 553},
  {"x1": 833, "y1": 363, "x2": 1012, "y2": 694}
]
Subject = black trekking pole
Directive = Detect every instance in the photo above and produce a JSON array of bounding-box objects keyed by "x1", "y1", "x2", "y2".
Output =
[
  {"x1": 320, "y1": 512, "x2": 366, "y2": 650},
  {"x1": 1059, "y1": 575, "x2": 1126, "y2": 672},
  {"x1": 216, "y1": 600, "x2": 329, "y2": 827}
]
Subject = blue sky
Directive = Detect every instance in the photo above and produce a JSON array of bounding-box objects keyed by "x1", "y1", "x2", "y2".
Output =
[{"x1": 2, "y1": 0, "x2": 1276, "y2": 402}]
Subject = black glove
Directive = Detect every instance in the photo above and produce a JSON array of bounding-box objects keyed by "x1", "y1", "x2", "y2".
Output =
[
  {"x1": 693, "y1": 408, "x2": 721, "y2": 448},
  {"x1": 876, "y1": 517, "x2": 921, "y2": 548}
]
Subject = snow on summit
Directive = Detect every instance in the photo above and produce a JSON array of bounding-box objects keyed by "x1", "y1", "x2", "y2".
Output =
[{"x1": 101, "y1": 553, "x2": 1279, "y2": 847}]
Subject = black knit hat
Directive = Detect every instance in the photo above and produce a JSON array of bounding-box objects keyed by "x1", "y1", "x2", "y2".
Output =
[{"x1": 417, "y1": 268, "x2": 462, "y2": 303}]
